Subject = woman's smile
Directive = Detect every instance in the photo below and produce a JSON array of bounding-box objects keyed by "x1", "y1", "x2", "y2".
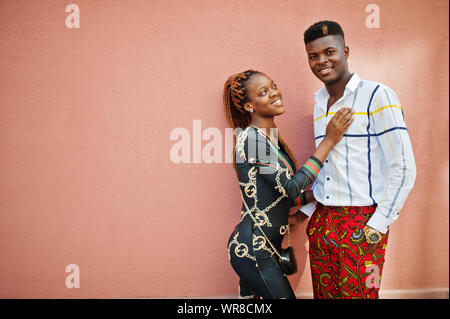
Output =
[{"x1": 271, "y1": 98, "x2": 283, "y2": 106}]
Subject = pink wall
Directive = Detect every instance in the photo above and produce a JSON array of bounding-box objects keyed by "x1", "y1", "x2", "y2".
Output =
[{"x1": 0, "y1": 0, "x2": 448, "y2": 298}]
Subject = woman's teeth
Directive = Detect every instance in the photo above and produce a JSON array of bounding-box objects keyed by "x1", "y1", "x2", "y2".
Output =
[{"x1": 272, "y1": 99, "x2": 282, "y2": 105}]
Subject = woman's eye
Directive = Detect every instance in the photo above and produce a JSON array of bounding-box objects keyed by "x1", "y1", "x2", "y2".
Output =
[
  {"x1": 272, "y1": 84, "x2": 277, "y2": 89},
  {"x1": 327, "y1": 50, "x2": 334, "y2": 55},
  {"x1": 260, "y1": 90, "x2": 266, "y2": 96}
]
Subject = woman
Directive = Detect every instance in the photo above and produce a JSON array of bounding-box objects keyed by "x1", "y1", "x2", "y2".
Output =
[{"x1": 224, "y1": 70, "x2": 353, "y2": 299}]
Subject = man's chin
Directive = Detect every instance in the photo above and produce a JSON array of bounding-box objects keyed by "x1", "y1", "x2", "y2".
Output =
[{"x1": 317, "y1": 73, "x2": 338, "y2": 85}]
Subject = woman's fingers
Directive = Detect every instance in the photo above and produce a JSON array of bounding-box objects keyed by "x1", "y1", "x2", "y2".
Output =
[
  {"x1": 333, "y1": 108, "x2": 349, "y2": 122},
  {"x1": 344, "y1": 117, "x2": 354, "y2": 128},
  {"x1": 333, "y1": 108, "x2": 353, "y2": 127},
  {"x1": 342, "y1": 111, "x2": 354, "y2": 125},
  {"x1": 324, "y1": 107, "x2": 354, "y2": 145}
]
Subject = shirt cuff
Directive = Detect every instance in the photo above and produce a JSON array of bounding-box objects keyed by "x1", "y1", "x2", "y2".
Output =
[
  {"x1": 297, "y1": 201, "x2": 317, "y2": 218},
  {"x1": 366, "y1": 210, "x2": 392, "y2": 234}
]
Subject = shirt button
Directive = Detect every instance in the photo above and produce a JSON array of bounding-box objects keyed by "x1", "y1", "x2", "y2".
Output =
[
  {"x1": 325, "y1": 160, "x2": 329, "y2": 163},
  {"x1": 326, "y1": 195, "x2": 330, "y2": 199},
  {"x1": 326, "y1": 177, "x2": 330, "y2": 181}
]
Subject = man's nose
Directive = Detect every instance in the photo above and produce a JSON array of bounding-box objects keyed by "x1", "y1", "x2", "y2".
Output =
[{"x1": 318, "y1": 54, "x2": 329, "y2": 64}]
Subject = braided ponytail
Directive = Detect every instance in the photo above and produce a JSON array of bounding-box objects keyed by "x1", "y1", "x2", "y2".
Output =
[
  {"x1": 223, "y1": 70, "x2": 259, "y2": 129},
  {"x1": 223, "y1": 70, "x2": 258, "y2": 166}
]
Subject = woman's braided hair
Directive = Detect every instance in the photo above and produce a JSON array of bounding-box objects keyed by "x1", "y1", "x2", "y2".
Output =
[
  {"x1": 223, "y1": 70, "x2": 297, "y2": 167},
  {"x1": 223, "y1": 69, "x2": 258, "y2": 129}
]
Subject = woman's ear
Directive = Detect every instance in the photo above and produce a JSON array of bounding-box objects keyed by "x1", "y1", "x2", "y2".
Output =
[{"x1": 243, "y1": 103, "x2": 253, "y2": 113}]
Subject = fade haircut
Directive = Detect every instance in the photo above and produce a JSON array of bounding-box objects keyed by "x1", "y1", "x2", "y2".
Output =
[{"x1": 304, "y1": 20, "x2": 345, "y2": 45}]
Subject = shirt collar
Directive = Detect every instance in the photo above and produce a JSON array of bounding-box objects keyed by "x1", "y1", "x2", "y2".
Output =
[{"x1": 313, "y1": 73, "x2": 361, "y2": 104}]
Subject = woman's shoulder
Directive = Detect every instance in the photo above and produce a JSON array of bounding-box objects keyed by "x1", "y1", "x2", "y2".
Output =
[
  {"x1": 235, "y1": 127, "x2": 260, "y2": 163},
  {"x1": 235, "y1": 126, "x2": 259, "y2": 146},
  {"x1": 236, "y1": 126, "x2": 256, "y2": 138}
]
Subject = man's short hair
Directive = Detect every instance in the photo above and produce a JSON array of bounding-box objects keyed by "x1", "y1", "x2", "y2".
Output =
[{"x1": 304, "y1": 21, "x2": 345, "y2": 45}]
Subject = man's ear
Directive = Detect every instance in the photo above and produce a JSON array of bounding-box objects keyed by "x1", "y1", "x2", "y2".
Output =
[{"x1": 344, "y1": 45, "x2": 350, "y2": 60}]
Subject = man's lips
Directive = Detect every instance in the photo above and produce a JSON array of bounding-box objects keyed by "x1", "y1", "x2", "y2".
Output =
[{"x1": 317, "y1": 66, "x2": 333, "y2": 76}]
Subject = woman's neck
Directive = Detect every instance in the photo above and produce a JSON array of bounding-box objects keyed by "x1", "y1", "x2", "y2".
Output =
[
  {"x1": 250, "y1": 117, "x2": 276, "y2": 131},
  {"x1": 250, "y1": 117, "x2": 278, "y2": 143}
]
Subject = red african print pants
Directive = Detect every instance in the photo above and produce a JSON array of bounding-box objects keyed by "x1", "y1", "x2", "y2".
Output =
[{"x1": 306, "y1": 203, "x2": 389, "y2": 299}]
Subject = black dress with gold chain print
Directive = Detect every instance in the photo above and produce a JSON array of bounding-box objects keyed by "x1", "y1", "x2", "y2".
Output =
[{"x1": 227, "y1": 126, "x2": 323, "y2": 299}]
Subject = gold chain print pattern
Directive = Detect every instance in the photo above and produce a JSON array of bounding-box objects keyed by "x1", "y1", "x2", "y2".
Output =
[
  {"x1": 228, "y1": 231, "x2": 256, "y2": 262},
  {"x1": 227, "y1": 126, "x2": 322, "y2": 298},
  {"x1": 230, "y1": 128, "x2": 295, "y2": 257}
]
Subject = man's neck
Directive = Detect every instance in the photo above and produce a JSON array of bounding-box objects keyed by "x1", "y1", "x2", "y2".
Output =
[{"x1": 325, "y1": 71, "x2": 353, "y2": 110}]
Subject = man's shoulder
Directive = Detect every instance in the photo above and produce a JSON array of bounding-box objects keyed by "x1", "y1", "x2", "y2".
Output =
[
  {"x1": 358, "y1": 78, "x2": 397, "y2": 96},
  {"x1": 358, "y1": 78, "x2": 402, "y2": 110}
]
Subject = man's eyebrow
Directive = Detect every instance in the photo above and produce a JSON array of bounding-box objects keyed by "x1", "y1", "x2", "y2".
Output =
[{"x1": 308, "y1": 46, "x2": 337, "y2": 55}]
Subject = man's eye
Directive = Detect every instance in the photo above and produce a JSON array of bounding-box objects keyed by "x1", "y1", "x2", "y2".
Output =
[
  {"x1": 260, "y1": 90, "x2": 267, "y2": 95},
  {"x1": 327, "y1": 50, "x2": 335, "y2": 55},
  {"x1": 309, "y1": 56, "x2": 316, "y2": 60}
]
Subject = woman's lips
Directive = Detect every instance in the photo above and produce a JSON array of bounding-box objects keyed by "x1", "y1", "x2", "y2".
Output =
[{"x1": 271, "y1": 99, "x2": 282, "y2": 106}]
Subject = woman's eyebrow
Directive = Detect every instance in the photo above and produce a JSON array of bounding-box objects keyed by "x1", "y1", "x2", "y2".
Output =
[
  {"x1": 257, "y1": 81, "x2": 273, "y2": 91},
  {"x1": 257, "y1": 84, "x2": 268, "y2": 91}
]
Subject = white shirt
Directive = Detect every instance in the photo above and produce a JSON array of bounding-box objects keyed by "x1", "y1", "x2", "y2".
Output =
[{"x1": 302, "y1": 73, "x2": 416, "y2": 234}]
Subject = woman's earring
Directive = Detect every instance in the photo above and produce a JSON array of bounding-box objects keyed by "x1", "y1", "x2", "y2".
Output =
[{"x1": 249, "y1": 109, "x2": 253, "y2": 113}]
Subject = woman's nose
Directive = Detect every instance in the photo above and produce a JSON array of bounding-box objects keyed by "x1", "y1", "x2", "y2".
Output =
[{"x1": 269, "y1": 88, "x2": 279, "y2": 97}]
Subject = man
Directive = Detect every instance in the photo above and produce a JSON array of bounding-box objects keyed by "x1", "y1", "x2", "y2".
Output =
[{"x1": 298, "y1": 21, "x2": 416, "y2": 299}]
